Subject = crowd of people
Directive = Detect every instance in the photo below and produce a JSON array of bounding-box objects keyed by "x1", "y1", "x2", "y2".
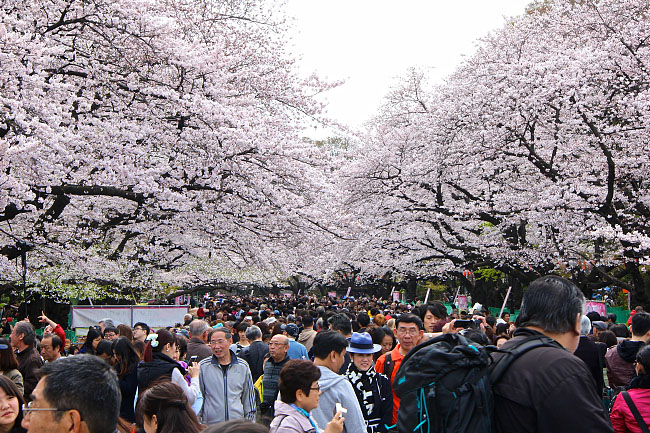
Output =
[{"x1": 0, "y1": 275, "x2": 646, "y2": 432}]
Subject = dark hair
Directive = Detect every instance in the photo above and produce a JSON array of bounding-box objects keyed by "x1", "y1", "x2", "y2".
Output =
[
  {"x1": 96, "y1": 340, "x2": 114, "y2": 358},
  {"x1": 112, "y1": 337, "x2": 140, "y2": 378},
  {"x1": 83, "y1": 326, "x2": 103, "y2": 355},
  {"x1": 302, "y1": 316, "x2": 314, "y2": 327},
  {"x1": 40, "y1": 354, "x2": 120, "y2": 433},
  {"x1": 495, "y1": 334, "x2": 511, "y2": 345},
  {"x1": 632, "y1": 312, "x2": 650, "y2": 337},
  {"x1": 0, "y1": 338, "x2": 18, "y2": 371},
  {"x1": 495, "y1": 322, "x2": 509, "y2": 336},
  {"x1": 607, "y1": 313, "x2": 617, "y2": 323},
  {"x1": 103, "y1": 326, "x2": 119, "y2": 337},
  {"x1": 138, "y1": 381, "x2": 202, "y2": 433},
  {"x1": 610, "y1": 323, "x2": 631, "y2": 338},
  {"x1": 278, "y1": 359, "x2": 321, "y2": 404},
  {"x1": 485, "y1": 316, "x2": 497, "y2": 328},
  {"x1": 143, "y1": 329, "x2": 176, "y2": 362},
  {"x1": 13, "y1": 322, "x2": 35, "y2": 346},
  {"x1": 630, "y1": 345, "x2": 650, "y2": 389},
  {"x1": 585, "y1": 311, "x2": 602, "y2": 323},
  {"x1": 461, "y1": 329, "x2": 490, "y2": 346},
  {"x1": 329, "y1": 313, "x2": 352, "y2": 336},
  {"x1": 356, "y1": 313, "x2": 370, "y2": 328},
  {"x1": 516, "y1": 275, "x2": 585, "y2": 334},
  {"x1": 117, "y1": 324, "x2": 133, "y2": 342},
  {"x1": 202, "y1": 419, "x2": 269, "y2": 433},
  {"x1": 382, "y1": 327, "x2": 396, "y2": 349},
  {"x1": 368, "y1": 326, "x2": 385, "y2": 345},
  {"x1": 395, "y1": 314, "x2": 424, "y2": 331},
  {"x1": 418, "y1": 302, "x2": 447, "y2": 320},
  {"x1": 134, "y1": 322, "x2": 150, "y2": 334},
  {"x1": 0, "y1": 375, "x2": 25, "y2": 433},
  {"x1": 312, "y1": 330, "x2": 348, "y2": 359},
  {"x1": 176, "y1": 334, "x2": 188, "y2": 359},
  {"x1": 597, "y1": 330, "x2": 618, "y2": 348},
  {"x1": 42, "y1": 334, "x2": 62, "y2": 351},
  {"x1": 236, "y1": 322, "x2": 250, "y2": 333}
]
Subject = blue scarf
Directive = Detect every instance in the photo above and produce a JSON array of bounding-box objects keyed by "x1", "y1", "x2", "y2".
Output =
[{"x1": 290, "y1": 403, "x2": 321, "y2": 433}]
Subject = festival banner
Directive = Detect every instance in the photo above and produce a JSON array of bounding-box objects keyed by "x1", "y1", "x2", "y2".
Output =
[{"x1": 585, "y1": 301, "x2": 606, "y2": 317}]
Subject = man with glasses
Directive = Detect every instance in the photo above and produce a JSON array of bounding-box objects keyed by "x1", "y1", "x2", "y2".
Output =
[
  {"x1": 21, "y1": 354, "x2": 119, "y2": 433},
  {"x1": 132, "y1": 322, "x2": 150, "y2": 343},
  {"x1": 260, "y1": 335, "x2": 290, "y2": 424},
  {"x1": 102, "y1": 326, "x2": 119, "y2": 341},
  {"x1": 375, "y1": 314, "x2": 424, "y2": 425},
  {"x1": 198, "y1": 327, "x2": 256, "y2": 425}
]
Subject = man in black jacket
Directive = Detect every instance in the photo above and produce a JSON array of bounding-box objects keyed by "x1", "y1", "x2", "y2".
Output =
[
  {"x1": 10, "y1": 321, "x2": 43, "y2": 402},
  {"x1": 492, "y1": 275, "x2": 614, "y2": 433},
  {"x1": 240, "y1": 325, "x2": 268, "y2": 382}
]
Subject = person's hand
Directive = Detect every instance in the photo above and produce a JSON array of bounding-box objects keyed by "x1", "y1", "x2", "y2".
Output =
[
  {"x1": 324, "y1": 411, "x2": 345, "y2": 433},
  {"x1": 188, "y1": 364, "x2": 200, "y2": 379},
  {"x1": 442, "y1": 319, "x2": 459, "y2": 334},
  {"x1": 472, "y1": 315, "x2": 487, "y2": 332}
]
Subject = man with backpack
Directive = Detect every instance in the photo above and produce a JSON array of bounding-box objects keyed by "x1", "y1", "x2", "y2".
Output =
[
  {"x1": 492, "y1": 275, "x2": 613, "y2": 432},
  {"x1": 374, "y1": 314, "x2": 424, "y2": 426}
]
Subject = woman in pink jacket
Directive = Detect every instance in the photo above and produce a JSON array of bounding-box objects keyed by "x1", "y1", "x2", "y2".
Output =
[{"x1": 611, "y1": 345, "x2": 650, "y2": 433}]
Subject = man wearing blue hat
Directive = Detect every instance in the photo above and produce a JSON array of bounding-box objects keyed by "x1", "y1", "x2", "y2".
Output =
[{"x1": 344, "y1": 333, "x2": 393, "y2": 433}]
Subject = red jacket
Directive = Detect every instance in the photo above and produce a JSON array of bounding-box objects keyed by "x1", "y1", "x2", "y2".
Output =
[
  {"x1": 52, "y1": 324, "x2": 66, "y2": 353},
  {"x1": 611, "y1": 388, "x2": 650, "y2": 433}
]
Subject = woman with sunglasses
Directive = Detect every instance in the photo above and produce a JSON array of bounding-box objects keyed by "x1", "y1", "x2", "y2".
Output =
[{"x1": 270, "y1": 359, "x2": 344, "y2": 433}]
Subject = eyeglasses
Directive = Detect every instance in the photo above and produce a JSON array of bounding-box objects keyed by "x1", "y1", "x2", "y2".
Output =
[
  {"x1": 210, "y1": 339, "x2": 228, "y2": 346},
  {"x1": 310, "y1": 385, "x2": 320, "y2": 391},
  {"x1": 397, "y1": 328, "x2": 420, "y2": 336},
  {"x1": 22, "y1": 401, "x2": 68, "y2": 417}
]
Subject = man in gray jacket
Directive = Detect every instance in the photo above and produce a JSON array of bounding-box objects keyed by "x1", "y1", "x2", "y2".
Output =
[
  {"x1": 311, "y1": 331, "x2": 366, "y2": 433},
  {"x1": 199, "y1": 327, "x2": 256, "y2": 424}
]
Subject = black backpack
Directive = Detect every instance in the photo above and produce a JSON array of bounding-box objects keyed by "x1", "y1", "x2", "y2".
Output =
[{"x1": 392, "y1": 333, "x2": 560, "y2": 433}]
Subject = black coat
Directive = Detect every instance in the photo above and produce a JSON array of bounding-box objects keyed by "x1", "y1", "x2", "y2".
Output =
[
  {"x1": 573, "y1": 336, "x2": 607, "y2": 394},
  {"x1": 240, "y1": 340, "x2": 269, "y2": 382},
  {"x1": 349, "y1": 369, "x2": 392, "y2": 433},
  {"x1": 493, "y1": 328, "x2": 613, "y2": 433},
  {"x1": 137, "y1": 352, "x2": 183, "y2": 392}
]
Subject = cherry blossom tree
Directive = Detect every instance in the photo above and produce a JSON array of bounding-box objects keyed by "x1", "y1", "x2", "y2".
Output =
[
  {"x1": 343, "y1": 0, "x2": 650, "y2": 301},
  {"x1": 0, "y1": 0, "x2": 338, "y2": 298}
]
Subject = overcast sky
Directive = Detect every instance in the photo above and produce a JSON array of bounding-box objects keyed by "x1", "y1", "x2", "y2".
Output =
[{"x1": 283, "y1": 1, "x2": 532, "y2": 138}]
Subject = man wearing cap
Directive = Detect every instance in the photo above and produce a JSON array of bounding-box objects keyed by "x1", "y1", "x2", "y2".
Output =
[
  {"x1": 283, "y1": 323, "x2": 308, "y2": 360},
  {"x1": 344, "y1": 333, "x2": 392, "y2": 433}
]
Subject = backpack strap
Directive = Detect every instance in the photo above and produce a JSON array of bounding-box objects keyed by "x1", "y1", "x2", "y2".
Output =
[
  {"x1": 489, "y1": 334, "x2": 562, "y2": 385},
  {"x1": 622, "y1": 391, "x2": 650, "y2": 433},
  {"x1": 384, "y1": 352, "x2": 394, "y2": 383}
]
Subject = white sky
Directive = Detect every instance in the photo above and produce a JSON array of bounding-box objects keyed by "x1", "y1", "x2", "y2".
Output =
[{"x1": 283, "y1": 1, "x2": 532, "y2": 138}]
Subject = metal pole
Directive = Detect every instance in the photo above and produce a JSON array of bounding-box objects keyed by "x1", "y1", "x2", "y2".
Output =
[{"x1": 499, "y1": 286, "x2": 513, "y2": 319}]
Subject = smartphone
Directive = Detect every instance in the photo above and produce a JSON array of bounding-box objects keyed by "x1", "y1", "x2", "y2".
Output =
[
  {"x1": 453, "y1": 320, "x2": 473, "y2": 329},
  {"x1": 189, "y1": 355, "x2": 198, "y2": 366}
]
